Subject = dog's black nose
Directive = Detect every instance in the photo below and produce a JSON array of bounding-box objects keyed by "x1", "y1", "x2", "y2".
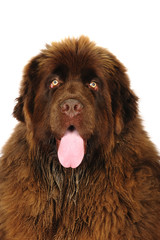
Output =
[{"x1": 60, "y1": 99, "x2": 83, "y2": 118}]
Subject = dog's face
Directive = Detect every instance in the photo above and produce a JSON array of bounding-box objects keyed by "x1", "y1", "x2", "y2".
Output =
[{"x1": 13, "y1": 36, "x2": 138, "y2": 168}]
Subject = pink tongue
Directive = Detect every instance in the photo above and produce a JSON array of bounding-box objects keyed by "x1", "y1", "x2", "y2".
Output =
[{"x1": 58, "y1": 130, "x2": 84, "y2": 168}]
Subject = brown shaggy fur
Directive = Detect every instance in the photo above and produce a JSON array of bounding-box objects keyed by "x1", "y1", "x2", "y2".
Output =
[{"x1": 0, "y1": 36, "x2": 160, "y2": 240}]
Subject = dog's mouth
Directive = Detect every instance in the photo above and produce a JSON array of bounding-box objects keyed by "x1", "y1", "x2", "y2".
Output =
[{"x1": 56, "y1": 125, "x2": 86, "y2": 169}]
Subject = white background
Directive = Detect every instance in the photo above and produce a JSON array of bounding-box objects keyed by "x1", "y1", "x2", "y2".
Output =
[{"x1": 0, "y1": 0, "x2": 159, "y2": 153}]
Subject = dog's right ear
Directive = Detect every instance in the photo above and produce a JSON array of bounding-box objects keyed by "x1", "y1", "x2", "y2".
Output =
[
  {"x1": 13, "y1": 96, "x2": 25, "y2": 122},
  {"x1": 13, "y1": 55, "x2": 41, "y2": 122}
]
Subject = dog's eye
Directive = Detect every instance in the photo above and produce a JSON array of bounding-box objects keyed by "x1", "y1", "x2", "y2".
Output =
[
  {"x1": 50, "y1": 79, "x2": 59, "y2": 88},
  {"x1": 89, "y1": 81, "x2": 98, "y2": 91}
]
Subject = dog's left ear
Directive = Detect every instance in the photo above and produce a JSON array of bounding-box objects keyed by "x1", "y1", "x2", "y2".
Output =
[{"x1": 108, "y1": 63, "x2": 138, "y2": 135}]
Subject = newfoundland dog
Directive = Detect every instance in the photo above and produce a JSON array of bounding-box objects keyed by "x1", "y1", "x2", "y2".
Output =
[{"x1": 0, "y1": 36, "x2": 160, "y2": 240}]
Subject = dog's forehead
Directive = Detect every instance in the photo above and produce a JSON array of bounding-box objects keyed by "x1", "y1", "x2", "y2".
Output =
[
  {"x1": 43, "y1": 37, "x2": 102, "y2": 73},
  {"x1": 42, "y1": 37, "x2": 123, "y2": 80},
  {"x1": 36, "y1": 36, "x2": 127, "y2": 87},
  {"x1": 52, "y1": 64, "x2": 98, "y2": 81},
  {"x1": 52, "y1": 54, "x2": 98, "y2": 77}
]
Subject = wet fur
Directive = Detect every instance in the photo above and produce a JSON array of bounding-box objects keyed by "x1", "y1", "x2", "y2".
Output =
[{"x1": 0, "y1": 36, "x2": 160, "y2": 239}]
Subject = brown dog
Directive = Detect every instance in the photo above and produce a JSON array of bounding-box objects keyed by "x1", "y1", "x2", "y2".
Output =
[{"x1": 0, "y1": 36, "x2": 160, "y2": 239}]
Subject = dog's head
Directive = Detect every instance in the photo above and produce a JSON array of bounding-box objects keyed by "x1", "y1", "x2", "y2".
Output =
[{"x1": 13, "y1": 36, "x2": 138, "y2": 168}]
